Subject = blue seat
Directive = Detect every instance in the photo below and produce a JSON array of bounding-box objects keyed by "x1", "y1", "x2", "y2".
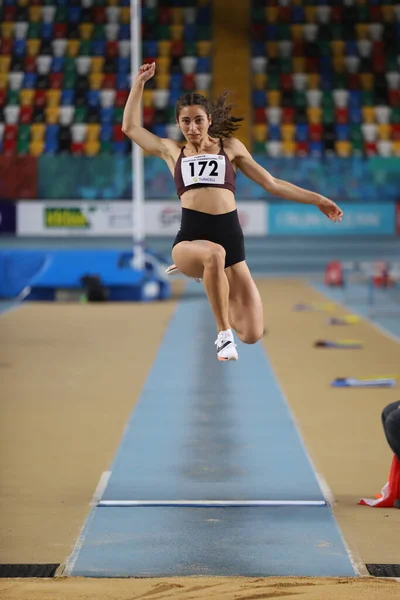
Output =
[
  {"x1": 61, "y1": 89, "x2": 75, "y2": 105},
  {"x1": 335, "y1": 124, "x2": 349, "y2": 141},
  {"x1": 45, "y1": 124, "x2": 59, "y2": 140},
  {"x1": 52, "y1": 57, "x2": 64, "y2": 73},
  {"x1": 309, "y1": 141, "x2": 323, "y2": 156},
  {"x1": 349, "y1": 106, "x2": 362, "y2": 124},
  {"x1": 170, "y1": 73, "x2": 183, "y2": 89},
  {"x1": 198, "y1": 6, "x2": 211, "y2": 25},
  {"x1": 100, "y1": 123, "x2": 113, "y2": 141},
  {"x1": 153, "y1": 124, "x2": 167, "y2": 138},
  {"x1": 44, "y1": 138, "x2": 59, "y2": 153},
  {"x1": 196, "y1": 57, "x2": 211, "y2": 73},
  {"x1": 91, "y1": 40, "x2": 106, "y2": 56},
  {"x1": 266, "y1": 25, "x2": 279, "y2": 41},
  {"x1": 13, "y1": 39, "x2": 26, "y2": 57},
  {"x1": 119, "y1": 24, "x2": 130, "y2": 40},
  {"x1": 117, "y1": 57, "x2": 130, "y2": 73},
  {"x1": 143, "y1": 41, "x2": 157, "y2": 58},
  {"x1": 292, "y1": 6, "x2": 304, "y2": 24},
  {"x1": 41, "y1": 23, "x2": 54, "y2": 40},
  {"x1": 349, "y1": 90, "x2": 361, "y2": 108},
  {"x1": 56, "y1": 0, "x2": 68, "y2": 5},
  {"x1": 252, "y1": 41, "x2": 266, "y2": 57},
  {"x1": 296, "y1": 124, "x2": 308, "y2": 142},
  {"x1": 23, "y1": 73, "x2": 37, "y2": 88},
  {"x1": 168, "y1": 89, "x2": 181, "y2": 106},
  {"x1": 184, "y1": 24, "x2": 196, "y2": 42},
  {"x1": 320, "y1": 74, "x2": 333, "y2": 91},
  {"x1": 116, "y1": 73, "x2": 129, "y2": 90},
  {"x1": 87, "y1": 90, "x2": 100, "y2": 107},
  {"x1": 113, "y1": 141, "x2": 128, "y2": 154},
  {"x1": 268, "y1": 125, "x2": 281, "y2": 141},
  {"x1": 252, "y1": 90, "x2": 266, "y2": 109},
  {"x1": 100, "y1": 107, "x2": 114, "y2": 123},
  {"x1": 345, "y1": 41, "x2": 358, "y2": 55},
  {"x1": 320, "y1": 56, "x2": 332, "y2": 72},
  {"x1": 68, "y1": 7, "x2": 81, "y2": 23}
]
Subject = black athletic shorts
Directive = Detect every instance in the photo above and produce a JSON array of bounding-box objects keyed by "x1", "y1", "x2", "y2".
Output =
[{"x1": 172, "y1": 208, "x2": 245, "y2": 268}]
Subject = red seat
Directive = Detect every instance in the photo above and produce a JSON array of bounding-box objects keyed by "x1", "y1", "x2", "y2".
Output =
[
  {"x1": 364, "y1": 142, "x2": 377, "y2": 156},
  {"x1": 159, "y1": 7, "x2": 171, "y2": 25},
  {"x1": 372, "y1": 54, "x2": 385, "y2": 74},
  {"x1": 280, "y1": 74, "x2": 293, "y2": 92},
  {"x1": 25, "y1": 56, "x2": 37, "y2": 72},
  {"x1": 0, "y1": 89, "x2": 6, "y2": 107},
  {"x1": 282, "y1": 107, "x2": 295, "y2": 123},
  {"x1": 2, "y1": 139, "x2": 17, "y2": 156},
  {"x1": 0, "y1": 38, "x2": 13, "y2": 55},
  {"x1": 306, "y1": 57, "x2": 318, "y2": 73},
  {"x1": 20, "y1": 106, "x2": 33, "y2": 124},
  {"x1": 335, "y1": 108, "x2": 349, "y2": 124},
  {"x1": 102, "y1": 74, "x2": 116, "y2": 89},
  {"x1": 3, "y1": 6, "x2": 16, "y2": 20},
  {"x1": 94, "y1": 6, "x2": 106, "y2": 24},
  {"x1": 71, "y1": 142, "x2": 84, "y2": 155},
  {"x1": 183, "y1": 73, "x2": 195, "y2": 91},
  {"x1": 309, "y1": 123, "x2": 322, "y2": 141},
  {"x1": 331, "y1": 6, "x2": 343, "y2": 22},
  {"x1": 143, "y1": 106, "x2": 155, "y2": 127},
  {"x1": 296, "y1": 141, "x2": 309, "y2": 156},
  {"x1": 115, "y1": 90, "x2": 129, "y2": 107},
  {"x1": 54, "y1": 23, "x2": 67, "y2": 38},
  {"x1": 392, "y1": 124, "x2": 400, "y2": 140},
  {"x1": 278, "y1": 6, "x2": 290, "y2": 22},
  {"x1": 254, "y1": 108, "x2": 266, "y2": 124},
  {"x1": 113, "y1": 124, "x2": 125, "y2": 142},
  {"x1": 369, "y1": 6, "x2": 381, "y2": 21},
  {"x1": 347, "y1": 73, "x2": 360, "y2": 90},
  {"x1": 171, "y1": 40, "x2": 184, "y2": 58},
  {"x1": 4, "y1": 125, "x2": 18, "y2": 141},
  {"x1": 251, "y1": 24, "x2": 265, "y2": 42},
  {"x1": 292, "y1": 41, "x2": 304, "y2": 56},
  {"x1": 35, "y1": 90, "x2": 47, "y2": 108},
  {"x1": 106, "y1": 41, "x2": 119, "y2": 58},
  {"x1": 49, "y1": 73, "x2": 64, "y2": 89}
]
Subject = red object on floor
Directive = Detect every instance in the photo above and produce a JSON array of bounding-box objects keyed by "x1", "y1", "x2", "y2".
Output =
[
  {"x1": 325, "y1": 260, "x2": 343, "y2": 286},
  {"x1": 359, "y1": 455, "x2": 400, "y2": 508}
]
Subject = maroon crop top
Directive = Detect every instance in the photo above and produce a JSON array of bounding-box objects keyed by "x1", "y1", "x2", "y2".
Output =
[{"x1": 174, "y1": 138, "x2": 236, "y2": 198}]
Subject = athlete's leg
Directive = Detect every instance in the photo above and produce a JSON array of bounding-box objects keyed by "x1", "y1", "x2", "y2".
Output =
[
  {"x1": 225, "y1": 261, "x2": 264, "y2": 344},
  {"x1": 172, "y1": 240, "x2": 230, "y2": 332}
]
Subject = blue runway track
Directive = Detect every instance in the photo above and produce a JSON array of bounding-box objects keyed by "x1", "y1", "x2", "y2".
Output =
[{"x1": 66, "y1": 282, "x2": 356, "y2": 577}]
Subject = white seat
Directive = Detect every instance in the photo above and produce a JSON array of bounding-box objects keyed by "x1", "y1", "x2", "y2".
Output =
[
  {"x1": 71, "y1": 124, "x2": 87, "y2": 143},
  {"x1": 166, "y1": 124, "x2": 183, "y2": 141},
  {"x1": 333, "y1": 89, "x2": 349, "y2": 108},
  {"x1": 377, "y1": 141, "x2": 392, "y2": 157},
  {"x1": 195, "y1": 74, "x2": 211, "y2": 90},
  {"x1": 344, "y1": 0, "x2": 355, "y2": 6},
  {"x1": 14, "y1": 22, "x2": 29, "y2": 40},
  {"x1": 106, "y1": 7, "x2": 120, "y2": 23},
  {"x1": 183, "y1": 7, "x2": 196, "y2": 24},
  {"x1": 306, "y1": 89, "x2": 322, "y2": 107},
  {"x1": 344, "y1": 55, "x2": 360, "y2": 73},
  {"x1": 4, "y1": 106, "x2": 20, "y2": 124},
  {"x1": 119, "y1": 40, "x2": 130, "y2": 58},
  {"x1": 36, "y1": 55, "x2": 52, "y2": 75},
  {"x1": 369, "y1": 23, "x2": 383, "y2": 41},
  {"x1": 59, "y1": 106, "x2": 75, "y2": 126},
  {"x1": 386, "y1": 72, "x2": 400, "y2": 90},
  {"x1": 304, "y1": 24, "x2": 318, "y2": 42},
  {"x1": 293, "y1": 72, "x2": 307, "y2": 91},
  {"x1": 252, "y1": 56, "x2": 267, "y2": 74},
  {"x1": 52, "y1": 39, "x2": 67, "y2": 57},
  {"x1": 362, "y1": 123, "x2": 377, "y2": 142},
  {"x1": 9, "y1": 72, "x2": 24, "y2": 91},
  {"x1": 357, "y1": 39, "x2": 372, "y2": 58},
  {"x1": 375, "y1": 105, "x2": 391, "y2": 124},
  {"x1": 316, "y1": 6, "x2": 331, "y2": 23},
  {"x1": 144, "y1": 0, "x2": 158, "y2": 8},
  {"x1": 105, "y1": 23, "x2": 119, "y2": 41},
  {"x1": 266, "y1": 107, "x2": 282, "y2": 125},
  {"x1": 277, "y1": 0, "x2": 290, "y2": 6},
  {"x1": 42, "y1": 6, "x2": 56, "y2": 23},
  {"x1": 82, "y1": 0, "x2": 94, "y2": 7},
  {"x1": 278, "y1": 40, "x2": 292, "y2": 58},
  {"x1": 181, "y1": 56, "x2": 197, "y2": 75},
  {"x1": 76, "y1": 56, "x2": 91, "y2": 75},
  {"x1": 266, "y1": 141, "x2": 282, "y2": 157},
  {"x1": 395, "y1": 5, "x2": 400, "y2": 21},
  {"x1": 0, "y1": 123, "x2": 5, "y2": 141},
  {"x1": 153, "y1": 90, "x2": 170, "y2": 110},
  {"x1": 100, "y1": 89, "x2": 115, "y2": 108}
]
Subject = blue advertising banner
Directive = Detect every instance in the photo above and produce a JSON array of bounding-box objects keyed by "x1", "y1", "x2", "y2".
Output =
[
  {"x1": 0, "y1": 202, "x2": 16, "y2": 234},
  {"x1": 268, "y1": 203, "x2": 396, "y2": 236}
]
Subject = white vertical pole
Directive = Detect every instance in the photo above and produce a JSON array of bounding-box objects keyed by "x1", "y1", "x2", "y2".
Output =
[{"x1": 130, "y1": 0, "x2": 145, "y2": 270}]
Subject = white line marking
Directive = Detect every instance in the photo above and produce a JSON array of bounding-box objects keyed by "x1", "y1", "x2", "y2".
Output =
[{"x1": 97, "y1": 499, "x2": 327, "y2": 507}]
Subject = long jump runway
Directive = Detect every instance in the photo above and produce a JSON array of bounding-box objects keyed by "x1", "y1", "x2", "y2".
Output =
[{"x1": 67, "y1": 283, "x2": 356, "y2": 577}]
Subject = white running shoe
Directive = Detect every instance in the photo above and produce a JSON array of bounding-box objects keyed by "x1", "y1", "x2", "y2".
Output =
[
  {"x1": 165, "y1": 264, "x2": 202, "y2": 284},
  {"x1": 215, "y1": 329, "x2": 238, "y2": 362}
]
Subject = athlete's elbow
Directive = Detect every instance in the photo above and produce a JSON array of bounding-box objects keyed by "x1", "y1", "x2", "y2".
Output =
[{"x1": 264, "y1": 175, "x2": 278, "y2": 195}]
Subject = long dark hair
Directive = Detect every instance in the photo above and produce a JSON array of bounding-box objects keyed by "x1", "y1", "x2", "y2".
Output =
[{"x1": 175, "y1": 91, "x2": 244, "y2": 138}]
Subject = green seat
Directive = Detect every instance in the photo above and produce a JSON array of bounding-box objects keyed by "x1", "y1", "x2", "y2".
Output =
[
  {"x1": 294, "y1": 91, "x2": 307, "y2": 109},
  {"x1": 185, "y1": 42, "x2": 196, "y2": 55},
  {"x1": 391, "y1": 108, "x2": 400, "y2": 124},
  {"x1": 100, "y1": 141, "x2": 112, "y2": 154},
  {"x1": 253, "y1": 141, "x2": 266, "y2": 153},
  {"x1": 64, "y1": 72, "x2": 76, "y2": 89},
  {"x1": 251, "y1": 6, "x2": 265, "y2": 22},
  {"x1": 157, "y1": 25, "x2": 171, "y2": 40},
  {"x1": 351, "y1": 139, "x2": 363, "y2": 154},
  {"x1": 322, "y1": 106, "x2": 335, "y2": 124},
  {"x1": 146, "y1": 8, "x2": 158, "y2": 24},
  {"x1": 79, "y1": 40, "x2": 91, "y2": 56},
  {"x1": 322, "y1": 93, "x2": 334, "y2": 110},
  {"x1": 357, "y1": 6, "x2": 369, "y2": 21},
  {"x1": 361, "y1": 91, "x2": 375, "y2": 105},
  {"x1": 268, "y1": 72, "x2": 280, "y2": 90},
  {"x1": 333, "y1": 74, "x2": 346, "y2": 88},
  {"x1": 319, "y1": 40, "x2": 330, "y2": 56},
  {"x1": 94, "y1": 0, "x2": 106, "y2": 5},
  {"x1": 280, "y1": 58, "x2": 292, "y2": 74},
  {"x1": 93, "y1": 24, "x2": 105, "y2": 40},
  {"x1": 17, "y1": 139, "x2": 30, "y2": 155},
  {"x1": 350, "y1": 124, "x2": 362, "y2": 143},
  {"x1": 74, "y1": 107, "x2": 87, "y2": 123},
  {"x1": 386, "y1": 55, "x2": 398, "y2": 71},
  {"x1": 114, "y1": 107, "x2": 124, "y2": 124},
  {"x1": 278, "y1": 25, "x2": 290, "y2": 41},
  {"x1": 28, "y1": 23, "x2": 41, "y2": 38},
  {"x1": 196, "y1": 25, "x2": 212, "y2": 40},
  {"x1": 55, "y1": 6, "x2": 67, "y2": 22},
  {"x1": 331, "y1": 24, "x2": 343, "y2": 40},
  {"x1": 18, "y1": 125, "x2": 30, "y2": 142},
  {"x1": 7, "y1": 89, "x2": 19, "y2": 105},
  {"x1": 64, "y1": 57, "x2": 76, "y2": 73},
  {"x1": 166, "y1": 106, "x2": 176, "y2": 121}
]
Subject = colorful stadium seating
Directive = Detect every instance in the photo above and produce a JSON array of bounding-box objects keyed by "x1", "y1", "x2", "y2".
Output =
[
  {"x1": 251, "y1": 0, "x2": 400, "y2": 157},
  {"x1": 0, "y1": 0, "x2": 212, "y2": 156}
]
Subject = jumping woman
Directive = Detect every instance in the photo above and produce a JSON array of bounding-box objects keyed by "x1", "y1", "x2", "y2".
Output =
[{"x1": 122, "y1": 62, "x2": 343, "y2": 362}]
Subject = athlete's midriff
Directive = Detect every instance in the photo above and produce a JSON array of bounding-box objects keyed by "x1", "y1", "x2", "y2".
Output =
[{"x1": 179, "y1": 186, "x2": 236, "y2": 215}]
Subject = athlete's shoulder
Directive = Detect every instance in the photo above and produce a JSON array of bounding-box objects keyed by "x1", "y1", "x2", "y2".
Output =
[{"x1": 224, "y1": 137, "x2": 252, "y2": 159}]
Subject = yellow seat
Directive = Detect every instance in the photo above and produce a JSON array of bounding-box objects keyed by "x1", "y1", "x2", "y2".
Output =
[
  {"x1": 356, "y1": 23, "x2": 368, "y2": 39},
  {"x1": 266, "y1": 7, "x2": 278, "y2": 22},
  {"x1": 360, "y1": 73, "x2": 374, "y2": 91},
  {"x1": 26, "y1": 39, "x2": 41, "y2": 57},
  {"x1": 29, "y1": 6, "x2": 42, "y2": 22},
  {"x1": 67, "y1": 40, "x2": 80, "y2": 58},
  {"x1": 197, "y1": 41, "x2": 212, "y2": 58},
  {"x1": 266, "y1": 42, "x2": 278, "y2": 59},
  {"x1": 45, "y1": 107, "x2": 59, "y2": 124},
  {"x1": 0, "y1": 56, "x2": 11, "y2": 73},
  {"x1": 253, "y1": 74, "x2": 267, "y2": 91},
  {"x1": 331, "y1": 40, "x2": 345, "y2": 56},
  {"x1": 304, "y1": 6, "x2": 317, "y2": 22},
  {"x1": 120, "y1": 7, "x2": 130, "y2": 24},
  {"x1": 20, "y1": 89, "x2": 35, "y2": 106},
  {"x1": 268, "y1": 91, "x2": 281, "y2": 107},
  {"x1": 29, "y1": 140, "x2": 44, "y2": 156},
  {"x1": 195, "y1": 89, "x2": 208, "y2": 98},
  {"x1": 107, "y1": 0, "x2": 119, "y2": 5},
  {"x1": 155, "y1": 73, "x2": 170, "y2": 89},
  {"x1": 89, "y1": 73, "x2": 104, "y2": 90},
  {"x1": 171, "y1": 8, "x2": 184, "y2": 25},
  {"x1": 382, "y1": 5, "x2": 394, "y2": 22},
  {"x1": 252, "y1": 124, "x2": 267, "y2": 143},
  {"x1": 362, "y1": 107, "x2": 376, "y2": 124},
  {"x1": 291, "y1": 25, "x2": 303, "y2": 41},
  {"x1": 31, "y1": 124, "x2": 45, "y2": 142},
  {"x1": 282, "y1": 140, "x2": 296, "y2": 157},
  {"x1": 0, "y1": 74, "x2": 8, "y2": 89},
  {"x1": 18, "y1": 0, "x2": 29, "y2": 6},
  {"x1": 46, "y1": 90, "x2": 61, "y2": 108},
  {"x1": 142, "y1": 89, "x2": 153, "y2": 108},
  {"x1": 86, "y1": 124, "x2": 101, "y2": 142},
  {"x1": 91, "y1": 57, "x2": 104, "y2": 73},
  {"x1": 155, "y1": 56, "x2": 171, "y2": 75},
  {"x1": 307, "y1": 107, "x2": 322, "y2": 124},
  {"x1": 293, "y1": 57, "x2": 305, "y2": 73},
  {"x1": 392, "y1": 140, "x2": 400, "y2": 156},
  {"x1": 307, "y1": 74, "x2": 320, "y2": 89},
  {"x1": 282, "y1": 124, "x2": 295, "y2": 141},
  {"x1": 84, "y1": 141, "x2": 100, "y2": 156},
  {"x1": 1, "y1": 22, "x2": 14, "y2": 40},
  {"x1": 335, "y1": 141, "x2": 352, "y2": 157},
  {"x1": 158, "y1": 41, "x2": 172, "y2": 57},
  {"x1": 170, "y1": 25, "x2": 184, "y2": 41},
  {"x1": 80, "y1": 23, "x2": 94, "y2": 41},
  {"x1": 378, "y1": 124, "x2": 391, "y2": 141},
  {"x1": 333, "y1": 56, "x2": 345, "y2": 73}
]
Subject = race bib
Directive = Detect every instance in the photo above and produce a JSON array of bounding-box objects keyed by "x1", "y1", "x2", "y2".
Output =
[{"x1": 181, "y1": 154, "x2": 226, "y2": 188}]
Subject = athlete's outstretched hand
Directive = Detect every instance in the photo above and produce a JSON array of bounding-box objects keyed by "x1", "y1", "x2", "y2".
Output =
[
  {"x1": 317, "y1": 197, "x2": 343, "y2": 223},
  {"x1": 136, "y1": 62, "x2": 156, "y2": 84}
]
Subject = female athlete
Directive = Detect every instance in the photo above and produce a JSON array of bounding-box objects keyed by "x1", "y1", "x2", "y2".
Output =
[{"x1": 122, "y1": 62, "x2": 343, "y2": 362}]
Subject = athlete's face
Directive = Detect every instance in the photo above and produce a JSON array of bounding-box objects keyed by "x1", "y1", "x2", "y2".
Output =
[{"x1": 177, "y1": 106, "x2": 212, "y2": 142}]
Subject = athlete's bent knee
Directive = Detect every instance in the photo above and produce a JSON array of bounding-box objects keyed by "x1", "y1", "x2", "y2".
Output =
[
  {"x1": 203, "y1": 245, "x2": 226, "y2": 270},
  {"x1": 238, "y1": 329, "x2": 263, "y2": 345}
]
